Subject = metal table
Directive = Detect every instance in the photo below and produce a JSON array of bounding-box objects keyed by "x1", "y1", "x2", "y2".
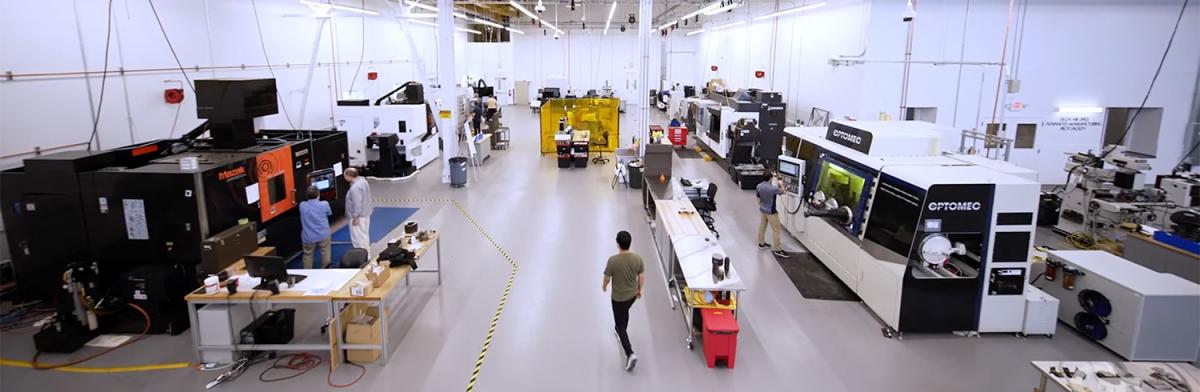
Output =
[{"x1": 1030, "y1": 360, "x2": 1200, "y2": 392}]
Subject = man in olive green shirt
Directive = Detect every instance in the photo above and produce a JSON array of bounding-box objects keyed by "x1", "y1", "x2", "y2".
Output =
[{"x1": 602, "y1": 230, "x2": 644, "y2": 371}]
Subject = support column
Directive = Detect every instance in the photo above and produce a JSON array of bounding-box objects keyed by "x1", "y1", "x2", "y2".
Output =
[
  {"x1": 437, "y1": 0, "x2": 459, "y2": 183},
  {"x1": 635, "y1": 0, "x2": 653, "y2": 153}
]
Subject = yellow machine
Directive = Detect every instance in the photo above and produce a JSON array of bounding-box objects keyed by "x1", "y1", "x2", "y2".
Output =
[{"x1": 539, "y1": 98, "x2": 620, "y2": 154}]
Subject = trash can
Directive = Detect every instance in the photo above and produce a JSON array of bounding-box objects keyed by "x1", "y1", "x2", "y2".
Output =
[
  {"x1": 449, "y1": 157, "x2": 468, "y2": 187},
  {"x1": 627, "y1": 160, "x2": 644, "y2": 189}
]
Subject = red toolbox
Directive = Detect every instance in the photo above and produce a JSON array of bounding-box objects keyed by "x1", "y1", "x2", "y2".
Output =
[
  {"x1": 700, "y1": 308, "x2": 739, "y2": 368},
  {"x1": 668, "y1": 126, "x2": 687, "y2": 146}
]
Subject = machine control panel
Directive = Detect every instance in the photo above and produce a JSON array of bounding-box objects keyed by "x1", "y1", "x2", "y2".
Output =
[
  {"x1": 988, "y1": 268, "x2": 1026, "y2": 295},
  {"x1": 777, "y1": 155, "x2": 805, "y2": 195}
]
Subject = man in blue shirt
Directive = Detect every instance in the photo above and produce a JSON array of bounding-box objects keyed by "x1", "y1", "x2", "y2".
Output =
[
  {"x1": 300, "y1": 186, "x2": 332, "y2": 269},
  {"x1": 757, "y1": 171, "x2": 789, "y2": 258}
]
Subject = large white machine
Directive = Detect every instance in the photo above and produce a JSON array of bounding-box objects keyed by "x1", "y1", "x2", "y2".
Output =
[
  {"x1": 334, "y1": 83, "x2": 440, "y2": 172},
  {"x1": 778, "y1": 121, "x2": 1041, "y2": 336},
  {"x1": 698, "y1": 101, "x2": 758, "y2": 160},
  {"x1": 1036, "y1": 250, "x2": 1200, "y2": 361}
]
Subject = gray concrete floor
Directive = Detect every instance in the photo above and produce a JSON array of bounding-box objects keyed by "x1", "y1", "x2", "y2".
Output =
[{"x1": 0, "y1": 106, "x2": 1124, "y2": 391}]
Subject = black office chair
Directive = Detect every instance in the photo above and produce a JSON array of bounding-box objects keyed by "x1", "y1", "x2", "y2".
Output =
[
  {"x1": 339, "y1": 248, "x2": 369, "y2": 269},
  {"x1": 691, "y1": 183, "x2": 720, "y2": 238}
]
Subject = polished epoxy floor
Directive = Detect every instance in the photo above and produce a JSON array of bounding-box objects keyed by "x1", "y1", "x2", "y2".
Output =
[{"x1": 0, "y1": 106, "x2": 1122, "y2": 391}]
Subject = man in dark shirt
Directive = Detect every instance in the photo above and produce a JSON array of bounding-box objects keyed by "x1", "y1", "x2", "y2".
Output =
[
  {"x1": 603, "y1": 231, "x2": 644, "y2": 371},
  {"x1": 757, "y1": 171, "x2": 789, "y2": 258}
]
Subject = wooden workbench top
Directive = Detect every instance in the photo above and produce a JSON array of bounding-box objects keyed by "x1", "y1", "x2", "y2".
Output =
[
  {"x1": 655, "y1": 200, "x2": 709, "y2": 238},
  {"x1": 1125, "y1": 232, "x2": 1200, "y2": 259},
  {"x1": 332, "y1": 231, "x2": 440, "y2": 300}
]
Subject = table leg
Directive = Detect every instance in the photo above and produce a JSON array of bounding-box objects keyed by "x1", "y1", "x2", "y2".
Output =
[
  {"x1": 379, "y1": 300, "x2": 390, "y2": 364},
  {"x1": 1035, "y1": 373, "x2": 1047, "y2": 392},
  {"x1": 187, "y1": 301, "x2": 202, "y2": 363},
  {"x1": 439, "y1": 237, "x2": 444, "y2": 285},
  {"x1": 332, "y1": 301, "x2": 344, "y2": 355}
]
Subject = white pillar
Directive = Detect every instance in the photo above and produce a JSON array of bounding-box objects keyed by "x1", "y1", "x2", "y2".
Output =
[
  {"x1": 437, "y1": 0, "x2": 459, "y2": 183},
  {"x1": 635, "y1": 0, "x2": 653, "y2": 152}
]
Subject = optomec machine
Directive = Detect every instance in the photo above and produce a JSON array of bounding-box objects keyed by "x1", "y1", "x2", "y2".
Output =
[
  {"x1": 1, "y1": 79, "x2": 349, "y2": 349},
  {"x1": 778, "y1": 121, "x2": 1041, "y2": 337}
]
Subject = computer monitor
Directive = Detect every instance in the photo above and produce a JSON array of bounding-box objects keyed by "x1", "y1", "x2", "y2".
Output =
[{"x1": 245, "y1": 255, "x2": 306, "y2": 291}]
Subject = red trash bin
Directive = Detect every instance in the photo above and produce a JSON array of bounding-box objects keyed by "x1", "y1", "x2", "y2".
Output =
[{"x1": 700, "y1": 308, "x2": 739, "y2": 368}]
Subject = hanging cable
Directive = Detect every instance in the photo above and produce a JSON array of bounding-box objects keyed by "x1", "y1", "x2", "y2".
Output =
[
  {"x1": 84, "y1": 0, "x2": 115, "y2": 152},
  {"x1": 147, "y1": 0, "x2": 197, "y2": 95},
  {"x1": 1099, "y1": 0, "x2": 1188, "y2": 160},
  {"x1": 249, "y1": 0, "x2": 299, "y2": 130},
  {"x1": 347, "y1": 0, "x2": 368, "y2": 95}
]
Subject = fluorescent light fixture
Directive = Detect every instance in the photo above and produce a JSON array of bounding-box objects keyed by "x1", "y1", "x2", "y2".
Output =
[
  {"x1": 403, "y1": 0, "x2": 437, "y2": 12},
  {"x1": 680, "y1": 2, "x2": 722, "y2": 21},
  {"x1": 405, "y1": 18, "x2": 479, "y2": 34},
  {"x1": 704, "y1": 2, "x2": 740, "y2": 16},
  {"x1": 510, "y1": 1, "x2": 540, "y2": 20},
  {"x1": 711, "y1": 20, "x2": 744, "y2": 31},
  {"x1": 754, "y1": 2, "x2": 826, "y2": 20},
  {"x1": 506, "y1": 27, "x2": 526, "y2": 34},
  {"x1": 540, "y1": 19, "x2": 563, "y2": 34},
  {"x1": 604, "y1": 1, "x2": 617, "y2": 35},
  {"x1": 407, "y1": 19, "x2": 438, "y2": 27},
  {"x1": 686, "y1": 29, "x2": 705, "y2": 36},
  {"x1": 453, "y1": 12, "x2": 469, "y2": 19},
  {"x1": 1057, "y1": 106, "x2": 1104, "y2": 113},
  {"x1": 299, "y1": 0, "x2": 379, "y2": 15},
  {"x1": 657, "y1": 20, "x2": 678, "y2": 31},
  {"x1": 474, "y1": 17, "x2": 505, "y2": 29}
]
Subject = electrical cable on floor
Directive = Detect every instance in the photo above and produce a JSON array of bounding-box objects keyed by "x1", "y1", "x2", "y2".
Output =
[
  {"x1": 1098, "y1": 0, "x2": 1188, "y2": 161},
  {"x1": 327, "y1": 361, "x2": 367, "y2": 388},
  {"x1": 258, "y1": 353, "x2": 321, "y2": 382},
  {"x1": 248, "y1": 0, "x2": 299, "y2": 131},
  {"x1": 30, "y1": 303, "x2": 151, "y2": 370},
  {"x1": 84, "y1": 0, "x2": 115, "y2": 152},
  {"x1": 1066, "y1": 232, "x2": 1097, "y2": 250}
]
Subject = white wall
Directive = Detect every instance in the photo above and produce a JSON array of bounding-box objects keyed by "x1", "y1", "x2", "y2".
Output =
[
  {"x1": 0, "y1": 0, "x2": 472, "y2": 167},
  {"x1": 512, "y1": 30, "x2": 662, "y2": 104},
  {"x1": 687, "y1": 0, "x2": 1200, "y2": 183}
]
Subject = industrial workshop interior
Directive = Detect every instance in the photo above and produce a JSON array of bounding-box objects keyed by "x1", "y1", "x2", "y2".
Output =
[{"x1": 2, "y1": 0, "x2": 1200, "y2": 391}]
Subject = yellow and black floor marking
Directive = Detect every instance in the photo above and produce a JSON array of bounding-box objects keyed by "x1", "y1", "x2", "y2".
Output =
[{"x1": 375, "y1": 197, "x2": 518, "y2": 392}]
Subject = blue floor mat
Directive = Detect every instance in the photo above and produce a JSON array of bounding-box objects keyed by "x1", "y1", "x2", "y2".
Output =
[{"x1": 288, "y1": 207, "x2": 418, "y2": 269}]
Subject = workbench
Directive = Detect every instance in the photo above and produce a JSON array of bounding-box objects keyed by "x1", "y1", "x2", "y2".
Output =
[
  {"x1": 185, "y1": 247, "x2": 358, "y2": 362},
  {"x1": 1030, "y1": 360, "x2": 1200, "y2": 392},
  {"x1": 1123, "y1": 232, "x2": 1200, "y2": 284},
  {"x1": 651, "y1": 198, "x2": 745, "y2": 350},
  {"x1": 330, "y1": 231, "x2": 442, "y2": 364},
  {"x1": 184, "y1": 231, "x2": 442, "y2": 365}
]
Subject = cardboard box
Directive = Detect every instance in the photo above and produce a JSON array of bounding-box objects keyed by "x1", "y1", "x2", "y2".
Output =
[{"x1": 340, "y1": 303, "x2": 382, "y2": 363}]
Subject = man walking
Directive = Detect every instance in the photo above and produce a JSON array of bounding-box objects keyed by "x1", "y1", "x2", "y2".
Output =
[
  {"x1": 602, "y1": 231, "x2": 644, "y2": 371},
  {"x1": 344, "y1": 168, "x2": 374, "y2": 252},
  {"x1": 299, "y1": 186, "x2": 332, "y2": 269},
  {"x1": 757, "y1": 171, "x2": 789, "y2": 258}
]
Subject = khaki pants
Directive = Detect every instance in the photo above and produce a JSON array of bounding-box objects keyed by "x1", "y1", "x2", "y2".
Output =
[
  {"x1": 303, "y1": 237, "x2": 331, "y2": 269},
  {"x1": 350, "y1": 216, "x2": 371, "y2": 252},
  {"x1": 758, "y1": 212, "x2": 782, "y2": 252}
]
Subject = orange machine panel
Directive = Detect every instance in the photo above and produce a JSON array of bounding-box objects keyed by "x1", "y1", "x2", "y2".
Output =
[{"x1": 255, "y1": 146, "x2": 296, "y2": 222}]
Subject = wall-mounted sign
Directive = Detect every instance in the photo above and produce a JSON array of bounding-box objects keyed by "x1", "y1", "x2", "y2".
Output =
[
  {"x1": 825, "y1": 121, "x2": 873, "y2": 154},
  {"x1": 1043, "y1": 113, "x2": 1102, "y2": 133},
  {"x1": 755, "y1": 70, "x2": 765, "y2": 78}
]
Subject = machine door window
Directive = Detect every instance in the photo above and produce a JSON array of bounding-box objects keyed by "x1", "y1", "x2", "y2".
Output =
[
  {"x1": 811, "y1": 154, "x2": 875, "y2": 235},
  {"x1": 864, "y1": 175, "x2": 925, "y2": 259},
  {"x1": 266, "y1": 175, "x2": 287, "y2": 204}
]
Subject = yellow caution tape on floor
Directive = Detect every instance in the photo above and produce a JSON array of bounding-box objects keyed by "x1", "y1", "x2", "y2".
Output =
[
  {"x1": 0, "y1": 358, "x2": 191, "y2": 373},
  {"x1": 372, "y1": 198, "x2": 519, "y2": 392}
]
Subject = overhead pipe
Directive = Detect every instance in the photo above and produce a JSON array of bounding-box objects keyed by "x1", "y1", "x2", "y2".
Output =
[
  {"x1": 832, "y1": 0, "x2": 873, "y2": 61},
  {"x1": 1, "y1": 59, "x2": 412, "y2": 82}
]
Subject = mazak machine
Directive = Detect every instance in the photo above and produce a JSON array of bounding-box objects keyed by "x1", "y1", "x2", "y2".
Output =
[
  {"x1": 778, "y1": 121, "x2": 1041, "y2": 337},
  {"x1": 334, "y1": 81, "x2": 439, "y2": 176},
  {"x1": 700, "y1": 101, "x2": 759, "y2": 161},
  {"x1": 1, "y1": 78, "x2": 349, "y2": 345}
]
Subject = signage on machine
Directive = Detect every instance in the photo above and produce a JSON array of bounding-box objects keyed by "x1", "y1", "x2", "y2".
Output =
[
  {"x1": 217, "y1": 166, "x2": 247, "y2": 181},
  {"x1": 825, "y1": 122, "x2": 873, "y2": 154},
  {"x1": 927, "y1": 201, "x2": 983, "y2": 211}
]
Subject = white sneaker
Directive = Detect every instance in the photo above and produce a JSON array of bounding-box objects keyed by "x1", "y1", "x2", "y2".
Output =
[{"x1": 625, "y1": 354, "x2": 638, "y2": 371}]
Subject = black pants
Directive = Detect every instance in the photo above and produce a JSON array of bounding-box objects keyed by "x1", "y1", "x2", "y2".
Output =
[{"x1": 612, "y1": 298, "x2": 636, "y2": 357}]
